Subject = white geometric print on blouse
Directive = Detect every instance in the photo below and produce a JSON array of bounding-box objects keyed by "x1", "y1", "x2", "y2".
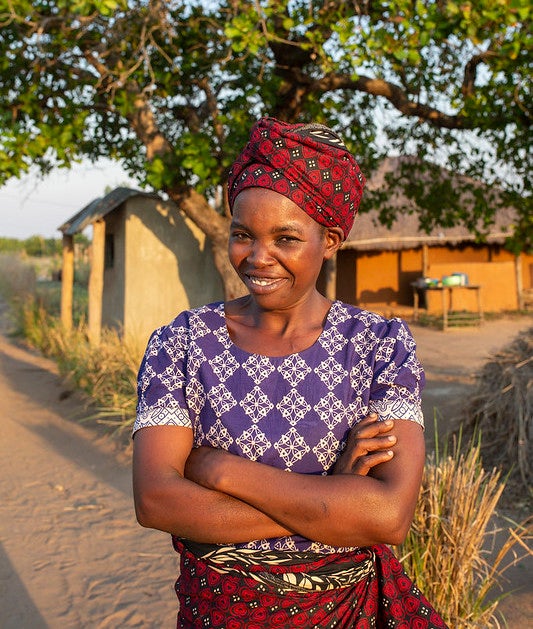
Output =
[
  {"x1": 185, "y1": 377, "x2": 206, "y2": 414},
  {"x1": 139, "y1": 362, "x2": 156, "y2": 394},
  {"x1": 206, "y1": 417, "x2": 234, "y2": 449},
  {"x1": 277, "y1": 390, "x2": 312, "y2": 426},
  {"x1": 361, "y1": 310, "x2": 385, "y2": 326},
  {"x1": 235, "y1": 424, "x2": 272, "y2": 460},
  {"x1": 146, "y1": 332, "x2": 163, "y2": 357},
  {"x1": 375, "y1": 336, "x2": 396, "y2": 362},
  {"x1": 213, "y1": 324, "x2": 233, "y2": 349},
  {"x1": 319, "y1": 326, "x2": 348, "y2": 354},
  {"x1": 348, "y1": 397, "x2": 366, "y2": 424},
  {"x1": 239, "y1": 386, "x2": 274, "y2": 423},
  {"x1": 397, "y1": 322, "x2": 416, "y2": 352},
  {"x1": 315, "y1": 356, "x2": 347, "y2": 390},
  {"x1": 278, "y1": 354, "x2": 312, "y2": 387},
  {"x1": 138, "y1": 393, "x2": 191, "y2": 428},
  {"x1": 313, "y1": 392, "x2": 348, "y2": 430},
  {"x1": 350, "y1": 362, "x2": 373, "y2": 395},
  {"x1": 274, "y1": 536, "x2": 298, "y2": 551},
  {"x1": 405, "y1": 352, "x2": 424, "y2": 379},
  {"x1": 312, "y1": 431, "x2": 341, "y2": 470},
  {"x1": 207, "y1": 383, "x2": 237, "y2": 416},
  {"x1": 328, "y1": 302, "x2": 351, "y2": 326},
  {"x1": 211, "y1": 349, "x2": 240, "y2": 382},
  {"x1": 242, "y1": 354, "x2": 276, "y2": 384},
  {"x1": 188, "y1": 312, "x2": 212, "y2": 340},
  {"x1": 187, "y1": 342, "x2": 208, "y2": 377},
  {"x1": 370, "y1": 396, "x2": 424, "y2": 426},
  {"x1": 274, "y1": 427, "x2": 311, "y2": 469},
  {"x1": 351, "y1": 327, "x2": 378, "y2": 358},
  {"x1": 163, "y1": 333, "x2": 186, "y2": 361},
  {"x1": 377, "y1": 360, "x2": 401, "y2": 385},
  {"x1": 160, "y1": 362, "x2": 186, "y2": 391}
]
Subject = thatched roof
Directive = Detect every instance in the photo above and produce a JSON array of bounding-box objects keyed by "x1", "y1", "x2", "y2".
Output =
[
  {"x1": 59, "y1": 187, "x2": 160, "y2": 235},
  {"x1": 344, "y1": 210, "x2": 515, "y2": 251},
  {"x1": 343, "y1": 157, "x2": 516, "y2": 251}
]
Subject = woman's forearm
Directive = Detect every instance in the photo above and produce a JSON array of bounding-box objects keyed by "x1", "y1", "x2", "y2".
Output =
[
  {"x1": 134, "y1": 471, "x2": 293, "y2": 543},
  {"x1": 132, "y1": 426, "x2": 293, "y2": 544},
  {"x1": 186, "y1": 421, "x2": 425, "y2": 547},
  {"x1": 198, "y1": 456, "x2": 396, "y2": 547}
]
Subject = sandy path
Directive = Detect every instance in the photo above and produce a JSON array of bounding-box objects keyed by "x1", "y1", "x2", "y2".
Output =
[
  {"x1": 0, "y1": 310, "x2": 531, "y2": 627},
  {"x1": 0, "y1": 334, "x2": 178, "y2": 628}
]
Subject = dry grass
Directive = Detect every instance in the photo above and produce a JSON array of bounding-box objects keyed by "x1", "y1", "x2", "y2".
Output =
[
  {"x1": 47, "y1": 323, "x2": 142, "y2": 432},
  {"x1": 457, "y1": 328, "x2": 532, "y2": 510},
  {"x1": 397, "y1": 435, "x2": 532, "y2": 628}
]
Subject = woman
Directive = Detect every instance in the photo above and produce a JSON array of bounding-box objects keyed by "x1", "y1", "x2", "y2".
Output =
[{"x1": 133, "y1": 118, "x2": 448, "y2": 628}]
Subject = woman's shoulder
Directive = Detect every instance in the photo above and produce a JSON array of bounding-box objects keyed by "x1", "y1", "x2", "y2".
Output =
[
  {"x1": 332, "y1": 300, "x2": 396, "y2": 328},
  {"x1": 331, "y1": 301, "x2": 414, "y2": 341},
  {"x1": 147, "y1": 301, "x2": 225, "y2": 342}
]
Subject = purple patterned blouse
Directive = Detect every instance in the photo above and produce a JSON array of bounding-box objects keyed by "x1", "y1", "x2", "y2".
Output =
[{"x1": 134, "y1": 300, "x2": 425, "y2": 553}]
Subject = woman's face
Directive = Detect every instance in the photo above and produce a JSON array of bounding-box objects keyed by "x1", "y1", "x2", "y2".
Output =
[{"x1": 229, "y1": 187, "x2": 342, "y2": 310}]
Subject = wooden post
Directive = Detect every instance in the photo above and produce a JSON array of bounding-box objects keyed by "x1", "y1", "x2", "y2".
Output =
[
  {"x1": 60, "y1": 234, "x2": 74, "y2": 331},
  {"x1": 441, "y1": 287, "x2": 448, "y2": 331},
  {"x1": 515, "y1": 254, "x2": 523, "y2": 311},
  {"x1": 88, "y1": 220, "x2": 105, "y2": 345},
  {"x1": 422, "y1": 244, "x2": 429, "y2": 277}
]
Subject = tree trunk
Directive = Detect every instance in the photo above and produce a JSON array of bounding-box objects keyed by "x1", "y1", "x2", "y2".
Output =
[{"x1": 168, "y1": 186, "x2": 246, "y2": 301}]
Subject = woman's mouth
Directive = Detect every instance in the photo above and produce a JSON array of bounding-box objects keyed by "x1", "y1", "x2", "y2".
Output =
[{"x1": 245, "y1": 275, "x2": 286, "y2": 292}]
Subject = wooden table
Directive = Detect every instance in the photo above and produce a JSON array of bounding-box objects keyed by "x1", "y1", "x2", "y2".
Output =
[{"x1": 412, "y1": 284, "x2": 483, "y2": 331}]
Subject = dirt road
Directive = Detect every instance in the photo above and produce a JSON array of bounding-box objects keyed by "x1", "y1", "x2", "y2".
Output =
[{"x1": 0, "y1": 309, "x2": 531, "y2": 627}]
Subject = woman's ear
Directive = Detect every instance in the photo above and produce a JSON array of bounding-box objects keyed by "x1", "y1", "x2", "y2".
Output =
[{"x1": 323, "y1": 227, "x2": 344, "y2": 259}]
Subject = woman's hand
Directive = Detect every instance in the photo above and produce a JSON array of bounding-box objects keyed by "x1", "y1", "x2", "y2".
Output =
[{"x1": 332, "y1": 413, "x2": 397, "y2": 477}]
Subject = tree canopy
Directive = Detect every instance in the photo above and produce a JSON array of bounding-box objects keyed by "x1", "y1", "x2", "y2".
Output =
[{"x1": 1, "y1": 0, "x2": 531, "y2": 294}]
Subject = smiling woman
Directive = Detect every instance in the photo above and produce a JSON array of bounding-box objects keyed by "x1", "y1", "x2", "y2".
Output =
[{"x1": 132, "y1": 117, "x2": 449, "y2": 628}]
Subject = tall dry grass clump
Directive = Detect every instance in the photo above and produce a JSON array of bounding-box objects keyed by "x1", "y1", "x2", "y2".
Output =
[
  {"x1": 44, "y1": 323, "x2": 142, "y2": 433},
  {"x1": 458, "y1": 328, "x2": 532, "y2": 507},
  {"x1": 397, "y1": 435, "x2": 532, "y2": 628}
]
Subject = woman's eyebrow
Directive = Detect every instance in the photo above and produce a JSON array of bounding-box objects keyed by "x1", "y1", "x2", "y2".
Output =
[{"x1": 230, "y1": 220, "x2": 305, "y2": 235}]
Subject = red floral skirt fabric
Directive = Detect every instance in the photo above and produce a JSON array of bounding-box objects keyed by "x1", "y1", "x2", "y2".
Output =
[{"x1": 172, "y1": 539, "x2": 448, "y2": 628}]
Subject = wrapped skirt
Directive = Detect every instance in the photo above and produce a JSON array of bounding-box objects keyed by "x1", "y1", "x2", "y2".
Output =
[{"x1": 172, "y1": 538, "x2": 448, "y2": 629}]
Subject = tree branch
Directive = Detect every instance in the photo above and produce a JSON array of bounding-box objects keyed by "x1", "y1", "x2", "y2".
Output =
[{"x1": 274, "y1": 67, "x2": 469, "y2": 129}]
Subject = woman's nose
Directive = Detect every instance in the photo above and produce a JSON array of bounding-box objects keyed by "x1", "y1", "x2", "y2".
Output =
[{"x1": 247, "y1": 241, "x2": 273, "y2": 265}]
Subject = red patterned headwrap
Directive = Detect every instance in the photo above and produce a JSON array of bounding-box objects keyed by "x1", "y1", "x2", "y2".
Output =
[{"x1": 227, "y1": 117, "x2": 365, "y2": 240}]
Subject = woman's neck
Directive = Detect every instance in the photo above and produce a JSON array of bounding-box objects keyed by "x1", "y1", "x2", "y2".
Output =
[{"x1": 224, "y1": 292, "x2": 332, "y2": 356}]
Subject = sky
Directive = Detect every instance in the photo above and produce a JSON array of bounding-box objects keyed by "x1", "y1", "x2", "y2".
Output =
[{"x1": 0, "y1": 159, "x2": 141, "y2": 240}]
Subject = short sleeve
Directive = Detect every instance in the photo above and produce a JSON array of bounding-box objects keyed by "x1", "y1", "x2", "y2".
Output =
[
  {"x1": 133, "y1": 316, "x2": 192, "y2": 436},
  {"x1": 368, "y1": 318, "x2": 425, "y2": 428}
]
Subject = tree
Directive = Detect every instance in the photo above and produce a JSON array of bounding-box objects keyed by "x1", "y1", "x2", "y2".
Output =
[{"x1": 0, "y1": 0, "x2": 530, "y2": 296}]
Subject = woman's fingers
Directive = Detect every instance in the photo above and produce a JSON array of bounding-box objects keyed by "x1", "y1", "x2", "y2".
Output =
[
  {"x1": 347, "y1": 416, "x2": 394, "y2": 441},
  {"x1": 332, "y1": 414, "x2": 397, "y2": 476},
  {"x1": 351, "y1": 450, "x2": 394, "y2": 476}
]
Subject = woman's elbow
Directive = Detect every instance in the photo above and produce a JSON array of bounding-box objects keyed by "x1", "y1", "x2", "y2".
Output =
[
  {"x1": 381, "y1": 508, "x2": 415, "y2": 546},
  {"x1": 133, "y1": 489, "x2": 163, "y2": 530}
]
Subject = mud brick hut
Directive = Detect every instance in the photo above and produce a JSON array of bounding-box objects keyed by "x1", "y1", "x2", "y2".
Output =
[
  {"x1": 329, "y1": 158, "x2": 532, "y2": 320},
  {"x1": 59, "y1": 187, "x2": 223, "y2": 346}
]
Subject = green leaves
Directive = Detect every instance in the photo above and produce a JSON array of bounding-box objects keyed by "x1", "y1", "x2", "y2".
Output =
[
  {"x1": 225, "y1": 8, "x2": 264, "y2": 54},
  {"x1": 0, "y1": 0, "x2": 530, "y2": 251}
]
